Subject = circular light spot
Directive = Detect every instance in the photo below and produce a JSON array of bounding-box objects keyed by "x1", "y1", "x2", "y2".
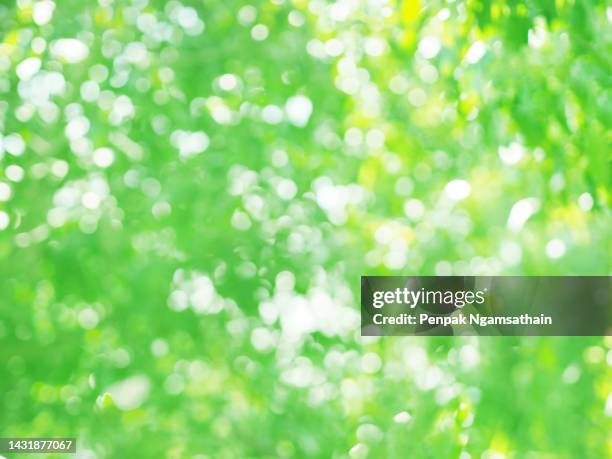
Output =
[
  {"x1": 288, "y1": 11, "x2": 305, "y2": 27},
  {"x1": 364, "y1": 37, "x2": 385, "y2": 57},
  {"x1": 231, "y1": 210, "x2": 251, "y2": 230},
  {"x1": 261, "y1": 105, "x2": 284, "y2": 124},
  {"x1": 444, "y1": 179, "x2": 471, "y2": 200},
  {"x1": 218, "y1": 73, "x2": 238, "y2": 91},
  {"x1": 78, "y1": 308, "x2": 99, "y2": 329},
  {"x1": 151, "y1": 338, "x2": 169, "y2": 357},
  {"x1": 0, "y1": 211, "x2": 10, "y2": 230},
  {"x1": 324, "y1": 39, "x2": 344, "y2": 57},
  {"x1": 408, "y1": 87, "x2": 426, "y2": 107},
  {"x1": 47, "y1": 207, "x2": 68, "y2": 227},
  {"x1": 51, "y1": 160, "x2": 69, "y2": 178},
  {"x1": 275, "y1": 271, "x2": 295, "y2": 291},
  {"x1": 418, "y1": 36, "x2": 441, "y2": 59},
  {"x1": 578, "y1": 192, "x2": 593, "y2": 211},
  {"x1": 81, "y1": 80, "x2": 100, "y2": 102},
  {"x1": 276, "y1": 179, "x2": 297, "y2": 200},
  {"x1": 93, "y1": 147, "x2": 115, "y2": 168},
  {"x1": 393, "y1": 411, "x2": 413, "y2": 424},
  {"x1": 50, "y1": 38, "x2": 89, "y2": 63},
  {"x1": 16, "y1": 57, "x2": 41, "y2": 81},
  {"x1": 82, "y1": 191, "x2": 101, "y2": 209},
  {"x1": 499, "y1": 241, "x2": 522, "y2": 266},
  {"x1": 237, "y1": 5, "x2": 257, "y2": 26},
  {"x1": 285, "y1": 95, "x2": 312, "y2": 127},
  {"x1": 251, "y1": 24, "x2": 269, "y2": 41},
  {"x1": 6, "y1": 165, "x2": 24, "y2": 182},
  {"x1": 0, "y1": 182, "x2": 12, "y2": 201},
  {"x1": 545, "y1": 239, "x2": 566, "y2": 259},
  {"x1": 349, "y1": 443, "x2": 368, "y2": 459},
  {"x1": 499, "y1": 142, "x2": 525, "y2": 165},
  {"x1": 404, "y1": 198, "x2": 425, "y2": 220},
  {"x1": 33, "y1": 0, "x2": 55, "y2": 25},
  {"x1": 361, "y1": 352, "x2": 382, "y2": 374},
  {"x1": 4, "y1": 134, "x2": 26, "y2": 156}
]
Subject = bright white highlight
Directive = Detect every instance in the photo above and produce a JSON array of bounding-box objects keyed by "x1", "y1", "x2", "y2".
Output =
[
  {"x1": 50, "y1": 38, "x2": 89, "y2": 63},
  {"x1": 507, "y1": 198, "x2": 540, "y2": 232},
  {"x1": 545, "y1": 239, "x2": 566, "y2": 259},
  {"x1": 285, "y1": 95, "x2": 313, "y2": 127},
  {"x1": 465, "y1": 41, "x2": 486, "y2": 64},
  {"x1": 444, "y1": 179, "x2": 471, "y2": 200}
]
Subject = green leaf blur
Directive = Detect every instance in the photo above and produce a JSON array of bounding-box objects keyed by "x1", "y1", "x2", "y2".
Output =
[{"x1": 0, "y1": 0, "x2": 610, "y2": 458}]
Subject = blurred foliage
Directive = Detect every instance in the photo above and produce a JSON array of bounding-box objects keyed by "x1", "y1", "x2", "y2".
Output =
[{"x1": 0, "y1": 0, "x2": 610, "y2": 458}]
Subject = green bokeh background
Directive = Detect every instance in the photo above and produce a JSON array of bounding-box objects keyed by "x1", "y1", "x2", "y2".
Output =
[{"x1": 0, "y1": 0, "x2": 610, "y2": 458}]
